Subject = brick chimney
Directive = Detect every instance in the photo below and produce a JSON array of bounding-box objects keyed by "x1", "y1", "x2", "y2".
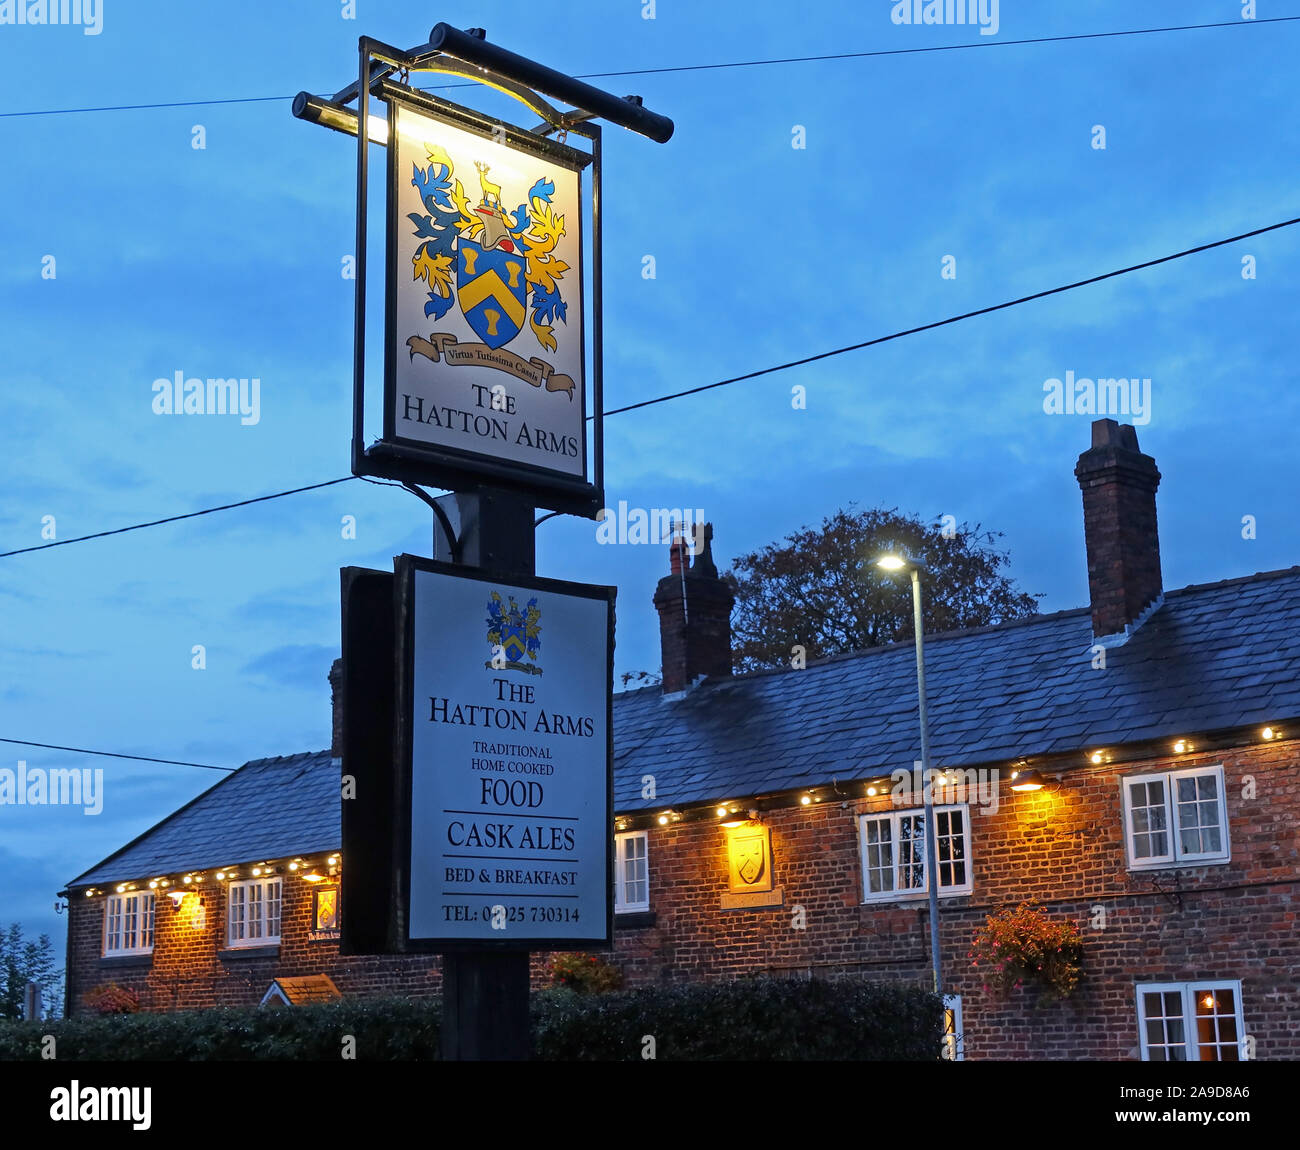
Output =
[
  {"x1": 653, "y1": 523, "x2": 735, "y2": 695},
  {"x1": 329, "y1": 657, "x2": 344, "y2": 759},
  {"x1": 1075, "y1": 419, "x2": 1163, "y2": 643}
]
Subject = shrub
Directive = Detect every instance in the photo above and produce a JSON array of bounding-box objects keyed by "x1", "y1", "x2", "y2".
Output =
[
  {"x1": 968, "y1": 902, "x2": 1083, "y2": 1002},
  {"x1": 547, "y1": 951, "x2": 624, "y2": 993},
  {"x1": 531, "y1": 976, "x2": 942, "y2": 1061},
  {"x1": 0, "y1": 978, "x2": 942, "y2": 1061},
  {"x1": 82, "y1": 984, "x2": 141, "y2": 1015}
]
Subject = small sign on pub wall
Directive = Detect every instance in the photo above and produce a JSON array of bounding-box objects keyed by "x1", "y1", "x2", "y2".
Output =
[{"x1": 395, "y1": 556, "x2": 614, "y2": 949}]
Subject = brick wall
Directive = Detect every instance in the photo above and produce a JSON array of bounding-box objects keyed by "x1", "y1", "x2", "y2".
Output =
[
  {"x1": 67, "y1": 738, "x2": 1299, "y2": 1061},
  {"x1": 67, "y1": 878, "x2": 442, "y2": 1016},
  {"x1": 608, "y1": 738, "x2": 1300, "y2": 1060}
]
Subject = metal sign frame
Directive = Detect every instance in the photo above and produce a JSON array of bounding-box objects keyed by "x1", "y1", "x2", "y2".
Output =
[
  {"x1": 380, "y1": 83, "x2": 596, "y2": 503},
  {"x1": 349, "y1": 39, "x2": 605, "y2": 518},
  {"x1": 392, "y1": 554, "x2": 615, "y2": 954}
]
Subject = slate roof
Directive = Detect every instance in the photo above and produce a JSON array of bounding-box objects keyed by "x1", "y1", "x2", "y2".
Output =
[
  {"x1": 69, "y1": 750, "x2": 339, "y2": 888},
  {"x1": 66, "y1": 566, "x2": 1300, "y2": 887},
  {"x1": 612, "y1": 566, "x2": 1300, "y2": 811}
]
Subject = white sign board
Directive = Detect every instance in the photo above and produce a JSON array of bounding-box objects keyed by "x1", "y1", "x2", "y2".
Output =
[
  {"x1": 386, "y1": 95, "x2": 588, "y2": 483},
  {"x1": 400, "y1": 558, "x2": 613, "y2": 946}
]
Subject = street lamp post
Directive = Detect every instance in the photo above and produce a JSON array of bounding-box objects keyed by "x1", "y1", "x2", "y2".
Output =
[{"x1": 877, "y1": 554, "x2": 942, "y2": 997}]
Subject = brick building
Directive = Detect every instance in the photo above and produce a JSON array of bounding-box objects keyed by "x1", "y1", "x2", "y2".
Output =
[{"x1": 61, "y1": 419, "x2": 1300, "y2": 1060}]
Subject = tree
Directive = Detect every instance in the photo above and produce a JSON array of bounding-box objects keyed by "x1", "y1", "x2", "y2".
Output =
[
  {"x1": 726, "y1": 506, "x2": 1041, "y2": 672},
  {"x1": 0, "y1": 922, "x2": 62, "y2": 1021}
]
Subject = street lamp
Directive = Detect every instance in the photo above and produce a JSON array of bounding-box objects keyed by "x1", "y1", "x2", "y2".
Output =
[{"x1": 876, "y1": 552, "x2": 942, "y2": 997}]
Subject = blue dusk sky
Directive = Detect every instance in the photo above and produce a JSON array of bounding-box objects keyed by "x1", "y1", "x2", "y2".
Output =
[{"x1": 1, "y1": 1, "x2": 1297, "y2": 970}]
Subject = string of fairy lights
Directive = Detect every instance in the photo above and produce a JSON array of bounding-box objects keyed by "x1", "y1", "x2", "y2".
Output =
[
  {"x1": 81, "y1": 852, "x2": 340, "y2": 901},
  {"x1": 617, "y1": 725, "x2": 1287, "y2": 833},
  {"x1": 71, "y1": 724, "x2": 1287, "y2": 899}
]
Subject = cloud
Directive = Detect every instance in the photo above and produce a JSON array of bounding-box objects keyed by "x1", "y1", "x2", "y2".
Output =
[{"x1": 240, "y1": 644, "x2": 337, "y2": 692}]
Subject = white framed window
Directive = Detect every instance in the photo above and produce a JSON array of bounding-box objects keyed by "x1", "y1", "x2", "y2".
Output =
[
  {"x1": 858, "y1": 805, "x2": 972, "y2": 901},
  {"x1": 614, "y1": 831, "x2": 649, "y2": 913},
  {"x1": 942, "y1": 994, "x2": 965, "y2": 1061},
  {"x1": 226, "y1": 877, "x2": 282, "y2": 947},
  {"x1": 103, "y1": 892, "x2": 155, "y2": 956},
  {"x1": 1122, "y1": 765, "x2": 1229, "y2": 869},
  {"x1": 1136, "y1": 981, "x2": 1245, "y2": 1061}
]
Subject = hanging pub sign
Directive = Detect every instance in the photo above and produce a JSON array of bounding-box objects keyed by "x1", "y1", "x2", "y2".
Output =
[
  {"x1": 375, "y1": 83, "x2": 600, "y2": 515},
  {"x1": 393, "y1": 555, "x2": 615, "y2": 950}
]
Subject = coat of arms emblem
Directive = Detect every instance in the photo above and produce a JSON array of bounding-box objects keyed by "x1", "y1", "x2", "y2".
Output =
[
  {"x1": 485, "y1": 591, "x2": 542, "y2": 675},
  {"x1": 405, "y1": 141, "x2": 573, "y2": 388},
  {"x1": 732, "y1": 831, "x2": 767, "y2": 887}
]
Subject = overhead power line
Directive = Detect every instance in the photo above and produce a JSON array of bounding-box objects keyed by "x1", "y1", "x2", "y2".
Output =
[
  {"x1": 0, "y1": 477, "x2": 352, "y2": 558},
  {"x1": 603, "y1": 215, "x2": 1300, "y2": 417},
  {"x1": 6, "y1": 211, "x2": 1298, "y2": 772},
  {"x1": 0, "y1": 737, "x2": 235, "y2": 772},
  {"x1": 1, "y1": 17, "x2": 1295, "y2": 120},
  {"x1": 2, "y1": 214, "x2": 1296, "y2": 559}
]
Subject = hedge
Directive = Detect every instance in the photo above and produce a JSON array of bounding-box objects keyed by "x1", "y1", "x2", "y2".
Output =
[{"x1": 0, "y1": 977, "x2": 941, "y2": 1061}]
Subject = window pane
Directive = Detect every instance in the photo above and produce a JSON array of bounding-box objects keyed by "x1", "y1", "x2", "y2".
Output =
[
  {"x1": 249, "y1": 884, "x2": 263, "y2": 939},
  {"x1": 1141, "y1": 989, "x2": 1187, "y2": 1061},
  {"x1": 935, "y1": 810, "x2": 966, "y2": 888},
  {"x1": 1194, "y1": 987, "x2": 1239, "y2": 1061},
  {"x1": 106, "y1": 898, "x2": 122, "y2": 952},
  {"x1": 267, "y1": 880, "x2": 282, "y2": 939},
  {"x1": 863, "y1": 819, "x2": 894, "y2": 894},
  {"x1": 1129, "y1": 780, "x2": 1168, "y2": 859},
  {"x1": 616, "y1": 834, "x2": 648, "y2": 908},
  {"x1": 1175, "y1": 774, "x2": 1224, "y2": 857},
  {"x1": 899, "y1": 816, "x2": 925, "y2": 891}
]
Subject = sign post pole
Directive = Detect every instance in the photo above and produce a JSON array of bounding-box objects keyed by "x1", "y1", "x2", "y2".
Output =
[
  {"x1": 434, "y1": 487, "x2": 534, "y2": 1061},
  {"x1": 300, "y1": 23, "x2": 670, "y2": 1065}
]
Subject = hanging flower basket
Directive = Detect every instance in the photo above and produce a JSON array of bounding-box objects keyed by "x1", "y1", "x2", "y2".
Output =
[{"x1": 968, "y1": 902, "x2": 1083, "y2": 1002}]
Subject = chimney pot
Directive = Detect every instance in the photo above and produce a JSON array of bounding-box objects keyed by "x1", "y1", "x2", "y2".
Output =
[
  {"x1": 653, "y1": 523, "x2": 734, "y2": 694},
  {"x1": 329, "y1": 657, "x2": 344, "y2": 759},
  {"x1": 1075, "y1": 420, "x2": 1163, "y2": 643}
]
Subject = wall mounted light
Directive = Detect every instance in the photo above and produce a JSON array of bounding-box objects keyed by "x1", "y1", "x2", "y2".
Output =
[
  {"x1": 1173, "y1": 739, "x2": 1189, "y2": 754},
  {"x1": 1262, "y1": 727, "x2": 1279, "y2": 741},
  {"x1": 720, "y1": 809, "x2": 758, "y2": 829},
  {"x1": 166, "y1": 890, "x2": 188, "y2": 909},
  {"x1": 1010, "y1": 769, "x2": 1045, "y2": 793}
]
